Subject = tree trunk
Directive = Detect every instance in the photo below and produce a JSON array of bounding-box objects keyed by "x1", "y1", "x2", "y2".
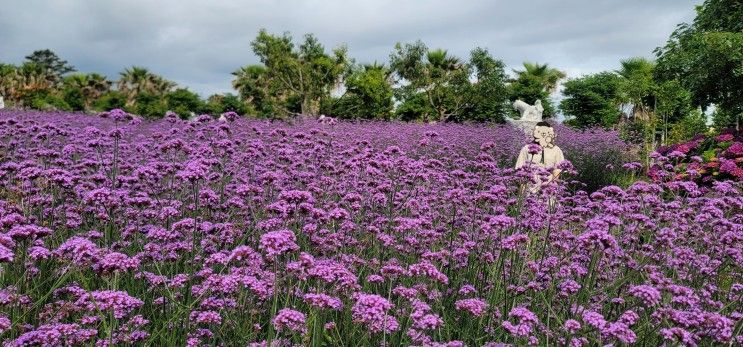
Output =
[
  {"x1": 300, "y1": 97, "x2": 320, "y2": 116},
  {"x1": 437, "y1": 107, "x2": 446, "y2": 123}
]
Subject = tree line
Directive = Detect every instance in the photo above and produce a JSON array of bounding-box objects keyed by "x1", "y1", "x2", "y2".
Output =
[
  {"x1": 0, "y1": 0, "x2": 740, "y2": 142},
  {"x1": 0, "y1": 52, "x2": 246, "y2": 119}
]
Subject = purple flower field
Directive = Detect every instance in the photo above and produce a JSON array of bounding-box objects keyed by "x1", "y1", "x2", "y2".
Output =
[{"x1": 0, "y1": 110, "x2": 740, "y2": 346}]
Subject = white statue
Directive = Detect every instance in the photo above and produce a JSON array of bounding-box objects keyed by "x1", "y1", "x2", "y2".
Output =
[
  {"x1": 513, "y1": 99, "x2": 543, "y2": 122},
  {"x1": 0, "y1": 96, "x2": 5, "y2": 110},
  {"x1": 507, "y1": 99, "x2": 545, "y2": 136}
]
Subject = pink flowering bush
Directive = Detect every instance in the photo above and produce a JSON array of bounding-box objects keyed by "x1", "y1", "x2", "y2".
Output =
[
  {"x1": 0, "y1": 110, "x2": 740, "y2": 346},
  {"x1": 651, "y1": 129, "x2": 743, "y2": 184}
]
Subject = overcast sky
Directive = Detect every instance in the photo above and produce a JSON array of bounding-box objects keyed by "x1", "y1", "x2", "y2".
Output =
[{"x1": 0, "y1": 0, "x2": 702, "y2": 98}]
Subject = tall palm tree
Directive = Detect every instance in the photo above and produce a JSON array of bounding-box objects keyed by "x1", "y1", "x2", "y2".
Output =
[
  {"x1": 63, "y1": 73, "x2": 112, "y2": 109},
  {"x1": 513, "y1": 62, "x2": 566, "y2": 93},
  {"x1": 232, "y1": 65, "x2": 272, "y2": 110},
  {"x1": 361, "y1": 61, "x2": 395, "y2": 84},
  {"x1": 0, "y1": 64, "x2": 17, "y2": 103},
  {"x1": 0, "y1": 63, "x2": 56, "y2": 106},
  {"x1": 616, "y1": 57, "x2": 656, "y2": 122},
  {"x1": 616, "y1": 57, "x2": 655, "y2": 79},
  {"x1": 117, "y1": 66, "x2": 175, "y2": 105},
  {"x1": 151, "y1": 76, "x2": 177, "y2": 96},
  {"x1": 424, "y1": 49, "x2": 469, "y2": 122},
  {"x1": 426, "y1": 49, "x2": 462, "y2": 71}
]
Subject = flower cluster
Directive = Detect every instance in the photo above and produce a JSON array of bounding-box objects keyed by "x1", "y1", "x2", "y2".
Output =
[
  {"x1": 651, "y1": 129, "x2": 743, "y2": 184},
  {"x1": 0, "y1": 110, "x2": 739, "y2": 346}
]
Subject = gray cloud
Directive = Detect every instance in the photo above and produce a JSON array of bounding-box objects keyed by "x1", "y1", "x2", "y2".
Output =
[{"x1": 0, "y1": 0, "x2": 701, "y2": 97}]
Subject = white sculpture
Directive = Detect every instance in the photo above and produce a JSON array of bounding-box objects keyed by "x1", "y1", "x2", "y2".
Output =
[
  {"x1": 507, "y1": 99, "x2": 544, "y2": 136},
  {"x1": 513, "y1": 99, "x2": 543, "y2": 122},
  {"x1": 0, "y1": 96, "x2": 5, "y2": 110}
]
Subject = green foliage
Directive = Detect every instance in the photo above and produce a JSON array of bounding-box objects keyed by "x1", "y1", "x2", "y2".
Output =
[
  {"x1": 508, "y1": 62, "x2": 565, "y2": 119},
  {"x1": 394, "y1": 92, "x2": 431, "y2": 122},
  {"x1": 62, "y1": 87, "x2": 86, "y2": 111},
  {"x1": 118, "y1": 66, "x2": 176, "y2": 106},
  {"x1": 457, "y1": 48, "x2": 510, "y2": 123},
  {"x1": 93, "y1": 91, "x2": 127, "y2": 112},
  {"x1": 668, "y1": 108, "x2": 709, "y2": 143},
  {"x1": 27, "y1": 90, "x2": 71, "y2": 111},
  {"x1": 166, "y1": 88, "x2": 205, "y2": 118},
  {"x1": 206, "y1": 93, "x2": 248, "y2": 116},
  {"x1": 61, "y1": 73, "x2": 112, "y2": 111},
  {"x1": 127, "y1": 93, "x2": 167, "y2": 119},
  {"x1": 513, "y1": 62, "x2": 566, "y2": 93},
  {"x1": 560, "y1": 72, "x2": 622, "y2": 128},
  {"x1": 508, "y1": 73, "x2": 556, "y2": 118},
  {"x1": 235, "y1": 29, "x2": 349, "y2": 118},
  {"x1": 390, "y1": 41, "x2": 471, "y2": 122},
  {"x1": 655, "y1": 79, "x2": 693, "y2": 124},
  {"x1": 616, "y1": 57, "x2": 656, "y2": 121},
  {"x1": 24, "y1": 49, "x2": 75, "y2": 84},
  {"x1": 655, "y1": 0, "x2": 743, "y2": 124},
  {"x1": 712, "y1": 107, "x2": 740, "y2": 130},
  {"x1": 327, "y1": 63, "x2": 394, "y2": 120},
  {"x1": 232, "y1": 65, "x2": 275, "y2": 117}
]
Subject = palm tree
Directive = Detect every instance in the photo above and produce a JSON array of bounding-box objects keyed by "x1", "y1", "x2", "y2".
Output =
[
  {"x1": 117, "y1": 66, "x2": 175, "y2": 105},
  {"x1": 424, "y1": 49, "x2": 469, "y2": 122},
  {"x1": 151, "y1": 76, "x2": 177, "y2": 96},
  {"x1": 616, "y1": 57, "x2": 656, "y2": 122},
  {"x1": 232, "y1": 65, "x2": 274, "y2": 114},
  {"x1": 0, "y1": 64, "x2": 17, "y2": 103},
  {"x1": 63, "y1": 73, "x2": 112, "y2": 109},
  {"x1": 0, "y1": 63, "x2": 56, "y2": 106},
  {"x1": 513, "y1": 62, "x2": 566, "y2": 93},
  {"x1": 426, "y1": 49, "x2": 463, "y2": 71},
  {"x1": 361, "y1": 62, "x2": 395, "y2": 85}
]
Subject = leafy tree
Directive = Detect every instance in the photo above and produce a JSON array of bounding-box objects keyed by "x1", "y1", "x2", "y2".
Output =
[
  {"x1": 327, "y1": 62, "x2": 394, "y2": 120},
  {"x1": 62, "y1": 87, "x2": 85, "y2": 111},
  {"x1": 206, "y1": 93, "x2": 248, "y2": 116},
  {"x1": 93, "y1": 91, "x2": 127, "y2": 112},
  {"x1": 560, "y1": 72, "x2": 623, "y2": 128},
  {"x1": 390, "y1": 41, "x2": 471, "y2": 122},
  {"x1": 24, "y1": 49, "x2": 75, "y2": 84},
  {"x1": 29, "y1": 92, "x2": 71, "y2": 111},
  {"x1": 235, "y1": 29, "x2": 349, "y2": 118},
  {"x1": 655, "y1": 79, "x2": 693, "y2": 144},
  {"x1": 394, "y1": 92, "x2": 431, "y2": 122},
  {"x1": 0, "y1": 64, "x2": 18, "y2": 106},
  {"x1": 655, "y1": 0, "x2": 743, "y2": 129},
  {"x1": 3, "y1": 62, "x2": 57, "y2": 107},
  {"x1": 166, "y1": 88, "x2": 204, "y2": 118},
  {"x1": 668, "y1": 108, "x2": 709, "y2": 143},
  {"x1": 458, "y1": 48, "x2": 510, "y2": 123},
  {"x1": 712, "y1": 107, "x2": 740, "y2": 130},
  {"x1": 127, "y1": 93, "x2": 167, "y2": 119}
]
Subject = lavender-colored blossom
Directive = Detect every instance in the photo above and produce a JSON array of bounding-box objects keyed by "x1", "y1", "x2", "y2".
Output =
[
  {"x1": 628, "y1": 285, "x2": 662, "y2": 306},
  {"x1": 454, "y1": 298, "x2": 488, "y2": 317},
  {"x1": 273, "y1": 308, "x2": 307, "y2": 334},
  {"x1": 259, "y1": 229, "x2": 299, "y2": 258},
  {"x1": 0, "y1": 110, "x2": 739, "y2": 346},
  {"x1": 352, "y1": 293, "x2": 399, "y2": 333}
]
